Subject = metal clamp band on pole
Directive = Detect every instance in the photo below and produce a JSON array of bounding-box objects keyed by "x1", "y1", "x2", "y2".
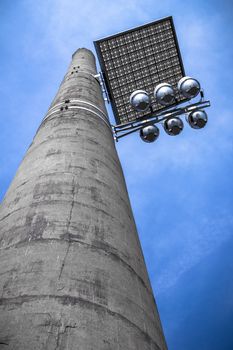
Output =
[
  {"x1": 45, "y1": 99, "x2": 108, "y2": 119},
  {"x1": 41, "y1": 99, "x2": 112, "y2": 132}
]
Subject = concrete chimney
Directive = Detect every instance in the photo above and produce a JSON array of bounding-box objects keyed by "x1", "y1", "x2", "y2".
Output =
[{"x1": 0, "y1": 48, "x2": 167, "y2": 350}]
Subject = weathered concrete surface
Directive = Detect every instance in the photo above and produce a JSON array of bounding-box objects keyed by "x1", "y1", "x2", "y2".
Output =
[{"x1": 0, "y1": 48, "x2": 168, "y2": 349}]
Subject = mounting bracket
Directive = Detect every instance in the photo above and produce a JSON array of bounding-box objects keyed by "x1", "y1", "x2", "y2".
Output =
[{"x1": 93, "y1": 72, "x2": 110, "y2": 104}]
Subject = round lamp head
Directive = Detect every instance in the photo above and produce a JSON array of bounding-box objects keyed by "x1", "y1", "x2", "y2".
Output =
[
  {"x1": 164, "y1": 117, "x2": 183, "y2": 136},
  {"x1": 130, "y1": 90, "x2": 150, "y2": 112},
  {"x1": 187, "y1": 109, "x2": 208, "y2": 129},
  {"x1": 140, "y1": 125, "x2": 160, "y2": 143},
  {"x1": 177, "y1": 76, "x2": 200, "y2": 99},
  {"x1": 154, "y1": 83, "x2": 175, "y2": 106}
]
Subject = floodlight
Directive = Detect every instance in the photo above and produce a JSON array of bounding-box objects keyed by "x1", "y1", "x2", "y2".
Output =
[
  {"x1": 140, "y1": 125, "x2": 159, "y2": 143},
  {"x1": 94, "y1": 16, "x2": 187, "y2": 125},
  {"x1": 164, "y1": 117, "x2": 183, "y2": 135},
  {"x1": 130, "y1": 90, "x2": 151, "y2": 112},
  {"x1": 178, "y1": 76, "x2": 200, "y2": 99},
  {"x1": 94, "y1": 16, "x2": 211, "y2": 142},
  {"x1": 154, "y1": 83, "x2": 175, "y2": 106},
  {"x1": 187, "y1": 110, "x2": 208, "y2": 129}
]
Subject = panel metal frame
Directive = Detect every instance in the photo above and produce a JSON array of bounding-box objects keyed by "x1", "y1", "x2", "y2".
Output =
[{"x1": 94, "y1": 16, "x2": 188, "y2": 125}]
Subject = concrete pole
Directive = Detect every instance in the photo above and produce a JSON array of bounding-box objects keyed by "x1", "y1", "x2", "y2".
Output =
[{"x1": 0, "y1": 48, "x2": 167, "y2": 350}]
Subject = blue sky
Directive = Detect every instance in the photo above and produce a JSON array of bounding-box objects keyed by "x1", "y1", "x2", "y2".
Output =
[{"x1": 1, "y1": 0, "x2": 233, "y2": 349}]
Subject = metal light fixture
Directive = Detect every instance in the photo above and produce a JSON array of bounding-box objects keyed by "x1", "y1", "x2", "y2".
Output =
[
  {"x1": 130, "y1": 90, "x2": 151, "y2": 112},
  {"x1": 94, "y1": 16, "x2": 211, "y2": 142},
  {"x1": 164, "y1": 117, "x2": 183, "y2": 136},
  {"x1": 154, "y1": 83, "x2": 175, "y2": 106},
  {"x1": 140, "y1": 125, "x2": 159, "y2": 143},
  {"x1": 178, "y1": 76, "x2": 200, "y2": 99},
  {"x1": 94, "y1": 17, "x2": 187, "y2": 125},
  {"x1": 186, "y1": 109, "x2": 208, "y2": 129}
]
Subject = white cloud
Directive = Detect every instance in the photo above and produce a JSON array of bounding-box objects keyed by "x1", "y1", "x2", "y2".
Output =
[
  {"x1": 24, "y1": 0, "x2": 159, "y2": 59},
  {"x1": 154, "y1": 212, "x2": 233, "y2": 293}
]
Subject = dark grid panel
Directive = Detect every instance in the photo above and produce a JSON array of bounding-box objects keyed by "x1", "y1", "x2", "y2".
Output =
[{"x1": 94, "y1": 17, "x2": 187, "y2": 125}]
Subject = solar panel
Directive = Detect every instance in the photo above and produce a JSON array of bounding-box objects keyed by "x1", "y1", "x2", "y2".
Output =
[{"x1": 94, "y1": 16, "x2": 188, "y2": 125}]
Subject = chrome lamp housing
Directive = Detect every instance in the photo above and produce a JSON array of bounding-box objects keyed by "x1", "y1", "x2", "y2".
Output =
[
  {"x1": 154, "y1": 83, "x2": 175, "y2": 106},
  {"x1": 130, "y1": 90, "x2": 151, "y2": 112},
  {"x1": 178, "y1": 76, "x2": 201, "y2": 99},
  {"x1": 164, "y1": 117, "x2": 184, "y2": 136},
  {"x1": 140, "y1": 125, "x2": 160, "y2": 143},
  {"x1": 187, "y1": 110, "x2": 208, "y2": 129}
]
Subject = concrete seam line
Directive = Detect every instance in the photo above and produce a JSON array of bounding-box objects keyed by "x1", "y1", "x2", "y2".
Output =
[
  {"x1": 0, "y1": 294, "x2": 162, "y2": 349},
  {"x1": 0, "y1": 237, "x2": 151, "y2": 296}
]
